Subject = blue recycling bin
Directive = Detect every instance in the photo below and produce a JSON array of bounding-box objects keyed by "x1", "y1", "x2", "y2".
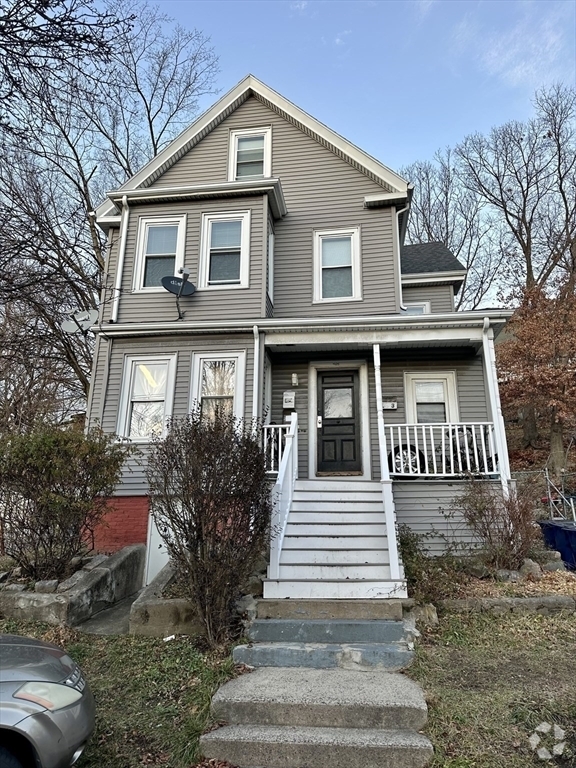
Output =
[{"x1": 539, "y1": 520, "x2": 576, "y2": 571}]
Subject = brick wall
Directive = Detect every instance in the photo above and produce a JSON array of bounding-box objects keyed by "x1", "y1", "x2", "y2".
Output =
[{"x1": 93, "y1": 496, "x2": 149, "y2": 553}]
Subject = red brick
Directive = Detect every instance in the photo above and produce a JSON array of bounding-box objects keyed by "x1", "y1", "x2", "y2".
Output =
[{"x1": 93, "y1": 496, "x2": 149, "y2": 553}]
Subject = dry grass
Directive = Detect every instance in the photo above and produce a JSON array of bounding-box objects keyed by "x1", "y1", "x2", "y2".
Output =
[{"x1": 450, "y1": 570, "x2": 576, "y2": 599}]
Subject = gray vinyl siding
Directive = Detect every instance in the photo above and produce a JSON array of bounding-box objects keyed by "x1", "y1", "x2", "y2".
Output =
[
  {"x1": 394, "y1": 480, "x2": 500, "y2": 554},
  {"x1": 379, "y1": 355, "x2": 488, "y2": 424},
  {"x1": 270, "y1": 362, "x2": 310, "y2": 478},
  {"x1": 104, "y1": 197, "x2": 265, "y2": 325},
  {"x1": 402, "y1": 285, "x2": 454, "y2": 314},
  {"x1": 92, "y1": 334, "x2": 253, "y2": 495},
  {"x1": 149, "y1": 96, "x2": 400, "y2": 318}
]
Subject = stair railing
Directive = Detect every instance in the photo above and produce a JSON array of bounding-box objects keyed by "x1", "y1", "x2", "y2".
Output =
[{"x1": 268, "y1": 412, "x2": 298, "y2": 580}]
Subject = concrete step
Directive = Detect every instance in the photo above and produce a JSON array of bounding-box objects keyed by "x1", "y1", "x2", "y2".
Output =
[
  {"x1": 210, "y1": 667, "x2": 427, "y2": 730},
  {"x1": 263, "y1": 579, "x2": 407, "y2": 599},
  {"x1": 278, "y1": 564, "x2": 391, "y2": 580},
  {"x1": 294, "y1": 480, "x2": 382, "y2": 492},
  {"x1": 282, "y1": 535, "x2": 388, "y2": 549},
  {"x1": 233, "y1": 641, "x2": 413, "y2": 671},
  {"x1": 285, "y1": 522, "x2": 387, "y2": 536},
  {"x1": 280, "y1": 549, "x2": 389, "y2": 565},
  {"x1": 200, "y1": 724, "x2": 433, "y2": 768},
  {"x1": 247, "y1": 619, "x2": 405, "y2": 644},
  {"x1": 257, "y1": 598, "x2": 405, "y2": 621}
]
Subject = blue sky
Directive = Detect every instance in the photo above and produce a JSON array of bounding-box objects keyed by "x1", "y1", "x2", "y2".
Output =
[{"x1": 156, "y1": 0, "x2": 575, "y2": 170}]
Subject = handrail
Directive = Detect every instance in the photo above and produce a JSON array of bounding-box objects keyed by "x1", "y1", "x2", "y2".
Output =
[
  {"x1": 387, "y1": 422, "x2": 499, "y2": 477},
  {"x1": 268, "y1": 412, "x2": 298, "y2": 580}
]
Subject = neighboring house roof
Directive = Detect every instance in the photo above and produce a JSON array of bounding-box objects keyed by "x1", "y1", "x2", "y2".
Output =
[
  {"x1": 401, "y1": 242, "x2": 467, "y2": 293},
  {"x1": 96, "y1": 74, "x2": 409, "y2": 220},
  {"x1": 401, "y1": 242, "x2": 465, "y2": 274}
]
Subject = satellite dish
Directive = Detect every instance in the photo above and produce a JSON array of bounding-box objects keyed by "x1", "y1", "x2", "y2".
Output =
[
  {"x1": 61, "y1": 309, "x2": 99, "y2": 334},
  {"x1": 161, "y1": 275, "x2": 196, "y2": 297}
]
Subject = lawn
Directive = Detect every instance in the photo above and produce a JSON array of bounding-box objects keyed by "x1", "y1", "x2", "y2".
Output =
[
  {"x1": 409, "y1": 611, "x2": 576, "y2": 768},
  {"x1": 1, "y1": 611, "x2": 574, "y2": 767}
]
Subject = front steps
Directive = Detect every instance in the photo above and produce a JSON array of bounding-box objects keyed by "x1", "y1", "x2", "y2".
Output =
[
  {"x1": 200, "y1": 668, "x2": 433, "y2": 768},
  {"x1": 263, "y1": 479, "x2": 407, "y2": 599}
]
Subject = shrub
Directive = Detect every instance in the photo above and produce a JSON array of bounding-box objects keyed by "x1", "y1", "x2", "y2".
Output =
[
  {"x1": 0, "y1": 426, "x2": 129, "y2": 579},
  {"x1": 454, "y1": 479, "x2": 542, "y2": 570},
  {"x1": 398, "y1": 524, "x2": 468, "y2": 604},
  {"x1": 146, "y1": 409, "x2": 273, "y2": 648}
]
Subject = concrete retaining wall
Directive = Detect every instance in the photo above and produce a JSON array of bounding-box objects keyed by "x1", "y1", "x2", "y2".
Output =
[{"x1": 0, "y1": 545, "x2": 145, "y2": 626}]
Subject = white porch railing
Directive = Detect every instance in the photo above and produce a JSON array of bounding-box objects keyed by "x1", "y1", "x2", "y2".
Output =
[
  {"x1": 387, "y1": 422, "x2": 498, "y2": 477},
  {"x1": 263, "y1": 423, "x2": 291, "y2": 474},
  {"x1": 268, "y1": 412, "x2": 298, "y2": 580}
]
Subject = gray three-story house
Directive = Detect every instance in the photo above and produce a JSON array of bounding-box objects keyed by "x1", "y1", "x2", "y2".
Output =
[{"x1": 89, "y1": 75, "x2": 511, "y2": 598}]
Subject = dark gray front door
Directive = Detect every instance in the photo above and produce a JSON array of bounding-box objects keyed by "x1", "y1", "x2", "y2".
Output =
[{"x1": 317, "y1": 370, "x2": 361, "y2": 474}]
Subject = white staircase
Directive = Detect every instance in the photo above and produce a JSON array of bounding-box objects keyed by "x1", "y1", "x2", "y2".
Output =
[{"x1": 264, "y1": 480, "x2": 407, "y2": 599}]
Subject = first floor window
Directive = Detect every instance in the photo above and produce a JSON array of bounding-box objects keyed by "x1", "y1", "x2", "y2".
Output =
[
  {"x1": 404, "y1": 372, "x2": 459, "y2": 424},
  {"x1": 118, "y1": 355, "x2": 177, "y2": 439},
  {"x1": 191, "y1": 352, "x2": 246, "y2": 419},
  {"x1": 134, "y1": 215, "x2": 186, "y2": 291},
  {"x1": 199, "y1": 211, "x2": 250, "y2": 289},
  {"x1": 313, "y1": 227, "x2": 361, "y2": 302}
]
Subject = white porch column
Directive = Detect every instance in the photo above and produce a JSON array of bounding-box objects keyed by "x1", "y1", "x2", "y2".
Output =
[
  {"x1": 482, "y1": 318, "x2": 511, "y2": 492},
  {"x1": 373, "y1": 343, "x2": 401, "y2": 581}
]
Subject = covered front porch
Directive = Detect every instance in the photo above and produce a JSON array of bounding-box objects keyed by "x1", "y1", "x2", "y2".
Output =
[{"x1": 254, "y1": 313, "x2": 511, "y2": 599}]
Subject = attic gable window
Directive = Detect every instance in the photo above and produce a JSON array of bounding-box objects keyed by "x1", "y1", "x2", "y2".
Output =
[
  {"x1": 228, "y1": 127, "x2": 272, "y2": 181},
  {"x1": 313, "y1": 227, "x2": 361, "y2": 303},
  {"x1": 199, "y1": 211, "x2": 251, "y2": 290},
  {"x1": 133, "y1": 215, "x2": 186, "y2": 291}
]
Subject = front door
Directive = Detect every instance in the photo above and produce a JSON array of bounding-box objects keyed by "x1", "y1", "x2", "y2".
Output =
[{"x1": 317, "y1": 370, "x2": 361, "y2": 474}]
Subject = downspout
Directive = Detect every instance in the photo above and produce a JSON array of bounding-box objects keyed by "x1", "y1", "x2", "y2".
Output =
[
  {"x1": 373, "y1": 343, "x2": 401, "y2": 582},
  {"x1": 252, "y1": 324, "x2": 260, "y2": 420},
  {"x1": 482, "y1": 317, "x2": 511, "y2": 494},
  {"x1": 110, "y1": 196, "x2": 130, "y2": 324},
  {"x1": 393, "y1": 203, "x2": 410, "y2": 311}
]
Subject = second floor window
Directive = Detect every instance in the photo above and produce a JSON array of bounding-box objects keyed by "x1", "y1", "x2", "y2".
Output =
[
  {"x1": 199, "y1": 211, "x2": 251, "y2": 289},
  {"x1": 313, "y1": 227, "x2": 361, "y2": 303},
  {"x1": 134, "y1": 215, "x2": 186, "y2": 291}
]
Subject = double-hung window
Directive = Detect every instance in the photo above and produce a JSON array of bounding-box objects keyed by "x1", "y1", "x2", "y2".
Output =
[
  {"x1": 402, "y1": 302, "x2": 431, "y2": 315},
  {"x1": 228, "y1": 127, "x2": 272, "y2": 181},
  {"x1": 133, "y1": 215, "x2": 186, "y2": 291},
  {"x1": 117, "y1": 355, "x2": 177, "y2": 440},
  {"x1": 199, "y1": 211, "x2": 250, "y2": 289},
  {"x1": 191, "y1": 352, "x2": 246, "y2": 420},
  {"x1": 404, "y1": 372, "x2": 458, "y2": 424},
  {"x1": 313, "y1": 227, "x2": 361, "y2": 302}
]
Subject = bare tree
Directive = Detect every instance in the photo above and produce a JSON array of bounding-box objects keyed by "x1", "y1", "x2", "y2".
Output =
[
  {"x1": 0, "y1": 2, "x2": 218, "y2": 425},
  {"x1": 402, "y1": 148, "x2": 506, "y2": 309}
]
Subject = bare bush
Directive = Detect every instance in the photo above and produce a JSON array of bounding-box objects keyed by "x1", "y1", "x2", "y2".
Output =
[
  {"x1": 146, "y1": 410, "x2": 273, "y2": 648},
  {"x1": 455, "y1": 480, "x2": 543, "y2": 570},
  {"x1": 0, "y1": 425, "x2": 129, "y2": 579}
]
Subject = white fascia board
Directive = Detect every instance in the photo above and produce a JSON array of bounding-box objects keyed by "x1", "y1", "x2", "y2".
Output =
[
  {"x1": 96, "y1": 74, "x2": 408, "y2": 202},
  {"x1": 402, "y1": 271, "x2": 468, "y2": 286},
  {"x1": 94, "y1": 310, "x2": 513, "y2": 338},
  {"x1": 106, "y1": 178, "x2": 287, "y2": 219},
  {"x1": 267, "y1": 326, "x2": 484, "y2": 346},
  {"x1": 96, "y1": 215, "x2": 122, "y2": 233}
]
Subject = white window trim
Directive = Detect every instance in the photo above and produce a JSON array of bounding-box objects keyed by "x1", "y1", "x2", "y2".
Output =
[
  {"x1": 190, "y1": 351, "x2": 246, "y2": 419},
  {"x1": 198, "y1": 211, "x2": 251, "y2": 290},
  {"x1": 132, "y1": 215, "x2": 186, "y2": 293},
  {"x1": 404, "y1": 371, "x2": 459, "y2": 424},
  {"x1": 117, "y1": 354, "x2": 178, "y2": 441},
  {"x1": 228, "y1": 126, "x2": 272, "y2": 181},
  {"x1": 313, "y1": 227, "x2": 362, "y2": 303},
  {"x1": 402, "y1": 301, "x2": 431, "y2": 315}
]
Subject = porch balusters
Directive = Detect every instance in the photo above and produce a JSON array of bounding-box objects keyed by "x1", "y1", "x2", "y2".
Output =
[{"x1": 268, "y1": 412, "x2": 298, "y2": 581}]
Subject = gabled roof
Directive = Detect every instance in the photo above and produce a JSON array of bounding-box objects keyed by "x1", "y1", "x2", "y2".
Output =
[
  {"x1": 96, "y1": 74, "x2": 408, "y2": 219},
  {"x1": 401, "y1": 242, "x2": 466, "y2": 275}
]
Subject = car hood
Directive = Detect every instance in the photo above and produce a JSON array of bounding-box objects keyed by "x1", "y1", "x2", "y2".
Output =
[{"x1": 0, "y1": 635, "x2": 76, "y2": 684}]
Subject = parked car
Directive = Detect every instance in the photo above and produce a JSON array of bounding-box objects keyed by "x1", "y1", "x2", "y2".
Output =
[{"x1": 0, "y1": 634, "x2": 95, "y2": 768}]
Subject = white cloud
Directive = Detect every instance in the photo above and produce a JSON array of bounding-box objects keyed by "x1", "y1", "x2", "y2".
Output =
[
  {"x1": 416, "y1": 0, "x2": 437, "y2": 19},
  {"x1": 334, "y1": 29, "x2": 352, "y2": 46},
  {"x1": 450, "y1": 2, "x2": 574, "y2": 90},
  {"x1": 290, "y1": 1, "x2": 308, "y2": 10}
]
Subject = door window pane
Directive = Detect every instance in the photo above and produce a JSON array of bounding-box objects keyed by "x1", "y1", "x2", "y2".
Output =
[{"x1": 324, "y1": 388, "x2": 353, "y2": 419}]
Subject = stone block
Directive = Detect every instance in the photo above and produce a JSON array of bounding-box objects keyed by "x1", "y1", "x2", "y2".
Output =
[
  {"x1": 543, "y1": 560, "x2": 566, "y2": 571},
  {"x1": 35, "y1": 580, "x2": 58, "y2": 594},
  {"x1": 519, "y1": 558, "x2": 543, "y2": 580}
]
